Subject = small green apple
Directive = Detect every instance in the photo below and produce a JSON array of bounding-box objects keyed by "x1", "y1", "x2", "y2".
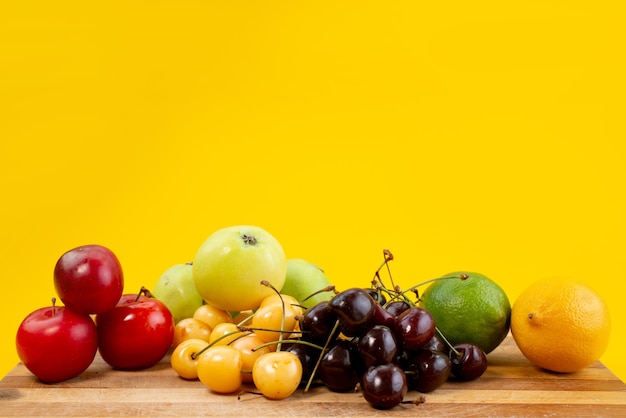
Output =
[
  {"x1": 192, "y1": 225, "x2": 286, "y2": 312},
  {"x1": 281, "y1": 258, "x2": 335, "y2": 309},
  {"x1": 152, "y1": 263, "x2": 204, "y2": 324}
]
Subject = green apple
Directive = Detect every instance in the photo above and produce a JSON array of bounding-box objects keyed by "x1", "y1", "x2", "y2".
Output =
[
  {"x1": 192, "y1": 225, "x2": 286, "y2": 312},
  {"x1": 152, "y1": 263, "x2": 204, "y2": 324},
  {"x1": 281, "y1": 259, "x2": 335, "y2": 309}
]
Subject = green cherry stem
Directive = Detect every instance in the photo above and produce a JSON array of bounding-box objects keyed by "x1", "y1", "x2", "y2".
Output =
[
  {"x1": 435, "y1": 326, "x2": 461, "y2": 357},
  {"x1": 191, "y1": 329, "x2": 252, "y2": 360},
  {"x1": 250, "y1": 338, "x2": 324, "y2": 353},
  {"x1": 398, "y1": 273, "x2": 468, "y2": 300},
  {"x1": 304, "y1": 319, "x2": 340, "y2": 394},
  {"x1": 260, "y1": 280, "x2": 286, "y2": 352}
]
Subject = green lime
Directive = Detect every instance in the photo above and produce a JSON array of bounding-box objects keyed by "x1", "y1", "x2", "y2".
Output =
[{"x1": 420, "y1": 271, "x2": 511, "y2": 354}]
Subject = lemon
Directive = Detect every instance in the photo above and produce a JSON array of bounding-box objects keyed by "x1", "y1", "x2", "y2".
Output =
[
  {"x1": 511, "y1": 278, "x2": 610, "y2": 373},
  {"x1": 420, "y1": 271, "x2": 511, "y2": 354}
]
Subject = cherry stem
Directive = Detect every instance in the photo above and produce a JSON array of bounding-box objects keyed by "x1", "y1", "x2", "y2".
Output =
[
  {"x1": 398, "y1": 274, "x2": 468, "y2": 300},
  {"x1": 260, "y1": 280, "x2": 286, "y2": 352},
  {"x1": 236, "y1": 311, "x2": 256, "y2": 327},
  {"x1": 239, "y1": 325, "x2": 300, "y2": 338},
  {"x1": 191, "y1": 329, "x2": 251, "y2": 360},
  {"x1": 300, "y1": 285, "x2": 337, "y2": 304},
  {"x1": 250, "y1": 338, "x2": 324, "y2": 352},
  {"x1": 304, "y1": 319, "x2": 340, "y2": 394},
  {"x1": 435, "y1": 326, "x2": 461, "y2": 357},
  {"x1": 371, "y1": 249, "x2": 394, "y2": 289}
]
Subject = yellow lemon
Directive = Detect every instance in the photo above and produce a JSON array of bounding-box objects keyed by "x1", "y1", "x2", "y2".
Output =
[{"x1": 511, "y1": 278, "x2": 610, "y2": 373}]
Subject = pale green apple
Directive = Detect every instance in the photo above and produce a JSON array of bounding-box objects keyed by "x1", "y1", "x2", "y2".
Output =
[
  {"x1": 281, "y1": 258, "x2": 335, "y2": 309},
  {"x1": 192, "y1": 225, "x2": 286, "y2": 312},
  {"x1": 152, "y1": 262, "x2": 204, "y2": 324}
]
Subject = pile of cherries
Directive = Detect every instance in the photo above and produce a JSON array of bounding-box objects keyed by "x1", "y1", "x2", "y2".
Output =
[{"x1": 285, "y1": 260, "x2": 488, "y2": 409}]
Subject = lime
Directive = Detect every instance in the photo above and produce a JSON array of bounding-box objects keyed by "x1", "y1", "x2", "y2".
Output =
[{"x1": 420, "y1": 271, "x2": 511, "y2": 354}]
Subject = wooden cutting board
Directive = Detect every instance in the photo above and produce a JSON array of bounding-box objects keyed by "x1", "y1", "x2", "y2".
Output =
[{"x1": 1, "y1": 334, "x2": 625, "y2": 417}]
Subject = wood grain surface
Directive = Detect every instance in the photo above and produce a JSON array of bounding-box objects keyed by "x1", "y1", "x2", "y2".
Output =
[{"x1": 1, "y1": 334, "x2": 625, "y2": 417}]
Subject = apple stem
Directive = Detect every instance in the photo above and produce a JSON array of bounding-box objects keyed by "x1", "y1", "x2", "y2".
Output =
[
  {"x1": 135, "y1": 286, "x2": 154, "y2": 302},
  {"x1": 51, "y1": 297, "x2": 57, "y2": 316}
]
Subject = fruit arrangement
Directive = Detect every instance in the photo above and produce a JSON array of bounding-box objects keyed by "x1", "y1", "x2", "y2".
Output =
[
  {"x1": 15, "y1": 225, "x2": 612, "y2": 411},
  {"x1": 16, "y1": 244, "x2": 175, "y2": 382}
]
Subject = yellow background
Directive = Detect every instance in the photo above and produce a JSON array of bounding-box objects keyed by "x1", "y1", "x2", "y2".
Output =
[{"x1": 1, "y1": 1, "x2": 624, "y2": 382}]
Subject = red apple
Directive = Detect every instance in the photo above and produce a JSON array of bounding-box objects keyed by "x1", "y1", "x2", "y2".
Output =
[
  {"x1": 16, "y1": 300, "x2": 98, "y2": 383},
  {"x1": 96, "y1": 289, "x2": 174, "y2": 370},
  {"x1": 54, "y1": 244, "x2": 124, "y2": 315}
]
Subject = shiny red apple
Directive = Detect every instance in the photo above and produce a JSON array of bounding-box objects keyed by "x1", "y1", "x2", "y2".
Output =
[
  {"x1": 16, "y1": 300, "x2": 98, "y2": 383},
  {"x1": 53, "y1": 244, "x2": 124, "y2": 315},
  {"x1": 96, "y1": 289, "x2": 174, "y2": 370}
]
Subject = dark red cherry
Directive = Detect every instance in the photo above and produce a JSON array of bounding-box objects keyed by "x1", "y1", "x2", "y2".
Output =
[
  {"x1": 385, "y1": 300, "x2": 411, "y2": 317},
  {"x1": 449, "y1": 343, "x2": 488, "y2": 381},
  {"x1": 318, "y1": 340, "x2": 364, "y2": 392},
  {"x1": 300, "y1": 301, "x2": 339, "y2": 344},
  {"x1": 404, "y1": 349, "x2": 451, "y2": 393},
  {"x1": 422, "y1": 333, "x2": 447, "y2": 353},
  {"x1": 361, "y1": 364, "x2": 408, "y2": 410},
  {"x1": 328, "y1": 288, "x2": 377, "y2": 337},
  {"x1": 364, "y1": 288, "x2": 387, "y2": 306},
  {"x1": 282, "y1": 342, "x2": 318, "y2": 381},
  {"x1": 357, "y1": 325, "x2": 398, "y2": 368},
  {"x1": 393, "y1": 307, "x2": 435, "y2": 352}
]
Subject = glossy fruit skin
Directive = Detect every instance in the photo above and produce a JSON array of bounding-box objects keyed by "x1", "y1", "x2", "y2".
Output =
[
  {"x1": 422, "y1": 333, "x2": 447, "y2": 353},
  {"x1": 172, "y1": 317, "x2": 212, "y2": 347},
  {"x1": 252, "y1": 351, "x2": 303, "y2": 400},
  {"x1": 357, "y1": 325, "x2": 398, "y2": 369},
  {"x1": 192, "y1": 225, "x2": 286, "y2": 312},
  {"x1": 96, "y1": 294, "x2": 174, "y2": 369},
  {"x1": 229, "y1": 334, "x2": 271, "y2": 383},
  {"x1": 197, "y1": 345, "x2": 243, "y2": 393},
  {"x1": 170, "y1": 338, "x2": 208, "y2": 380},
  {"x1": 385, "y1": 300, "x2": 411, "y2": 318},
  {"x1": 361, "y1": 364, "x2": 407, "y2": 410},
  {"x1": 282, "y1": 342, "x2": 318, "y2": 381},
  {"x1": 193, "y1": 304, "x2": 232, "y2": 329},
  {"x1": 449, "y1": 343, "x2": 488, "y2": 381},
  {"x1": 251, "y1": 300, "x2": 299, "y2": 343},
  {"x1": 152, "y1": 263, "x2": 203, "y2": 324},
  {"x1": 404, "y1": 349, "x2": 451, "y2": 393},
  {"x1": 328, "y1": 288, "x2": 377, "y2": 337},
  {"x1": 53, "y1": 244, "x2": 124, "y2": 315},
  {"x1": 16, "y1": 305, "x2": 98, "y2": 383},
  {"x1": 299, "y1": 301, "x2": 339, "y2": 344},
  {"x1": 393, "y1": 307, "x2": 436, "y2": 352},
  {"x1": 318, "y1": 340, "x2": 364, "y2": 392}
]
